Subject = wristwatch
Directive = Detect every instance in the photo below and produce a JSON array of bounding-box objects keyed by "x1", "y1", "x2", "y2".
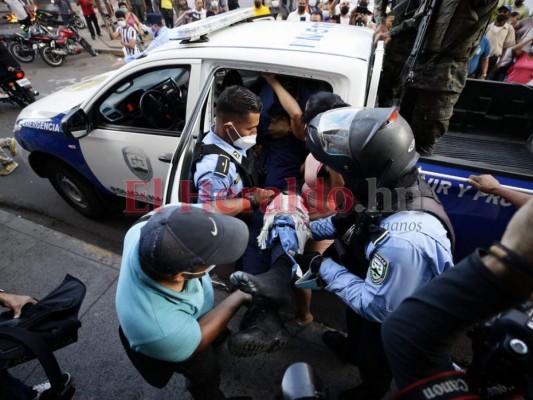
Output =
[{"x1": 245, "y1": 192, "x2": 259, "y2": 210}]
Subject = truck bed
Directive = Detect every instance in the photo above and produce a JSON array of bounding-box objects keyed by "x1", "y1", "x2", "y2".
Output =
[
  {"x1": 424, "y1": 79, "x2": 533, "y2": 180},
  {"x1": 428, "y1": 131, "x2": 533, "y2": 178}
]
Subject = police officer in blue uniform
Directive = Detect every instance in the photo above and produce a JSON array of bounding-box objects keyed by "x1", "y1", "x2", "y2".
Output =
[
  {"x1": 193, "y1": 85, "x2": 273, "y2": 215},
  {"x1": 193, "y1": 85, "x2": 292, "y2": 356},
  {"x1": 295, "y1": 107, "x2": 456, "y2": 399}
]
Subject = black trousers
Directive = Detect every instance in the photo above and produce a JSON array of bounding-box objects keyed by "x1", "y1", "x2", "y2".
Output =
[
  {"x1": 83, "y1": 13, "x2": 101, "y2": 38},
  {"x1": 131, "y1": 3, "x2": 144, "y2": 21},
  {"x1": 345, "y1": 308, "x2": 393, "y2": 399},
  {"x1": 161, "y1": 7, "x2": 173, "y2": 28},
  {"x1": 119, "y1": 327, "x2": 222, "y2": 400}
]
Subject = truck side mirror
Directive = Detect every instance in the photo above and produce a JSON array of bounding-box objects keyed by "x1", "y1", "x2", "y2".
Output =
[{"x1": 61, "y1": 108, "x2": 90, "y2": 139}]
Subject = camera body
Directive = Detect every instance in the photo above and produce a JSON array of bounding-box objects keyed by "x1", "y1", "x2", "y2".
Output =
[{"x1": 468, "y1": 302, "x2": 533, "y2": 398}]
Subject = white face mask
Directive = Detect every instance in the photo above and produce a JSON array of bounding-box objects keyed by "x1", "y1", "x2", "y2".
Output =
[
  {"x1": 229, "y1": 123, "x2": 256, "y2": 151},
  {"x1": 118, "y1": 20, "x2": 127, "y2": 28},
  {"x1": 308, "y1": 0, "x2": 316, "y2": 6},
  {"x1": 271, "y1": 0, "x2": 279, "y2": 6},
  {"x1": 322, "y1": 9, "x2": 329, "y2": 18}
]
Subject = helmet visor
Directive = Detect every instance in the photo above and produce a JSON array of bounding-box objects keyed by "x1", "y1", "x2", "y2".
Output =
[{"x1": 306, "y1": 108, "x2": 365, "y2": 175}]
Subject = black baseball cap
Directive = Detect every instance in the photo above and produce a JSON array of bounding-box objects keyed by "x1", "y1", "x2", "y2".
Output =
[
  {"x1": 143, "y1": 13, "x2": 163, "y2": 26},
  {"x1": 139, "y1": 205, "x2": 249, "y2": 275}
]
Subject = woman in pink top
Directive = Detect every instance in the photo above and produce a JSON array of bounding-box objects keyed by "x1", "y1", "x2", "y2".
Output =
[{"x1": 506, "y1": 35, "x2": 533, "y2": 85}]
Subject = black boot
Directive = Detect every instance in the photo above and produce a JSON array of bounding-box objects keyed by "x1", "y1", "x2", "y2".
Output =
[
  {"x1": 230, "y1": 255, "x2": 293, "y2": 307},
  {"x1": 228, "y1": 304, "x2": 291, "y2": 357}
]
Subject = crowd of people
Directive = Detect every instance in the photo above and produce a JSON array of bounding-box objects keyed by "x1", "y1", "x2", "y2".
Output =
[{"x1": 471, "y1": 2, "x2": 533, "y2": 84}]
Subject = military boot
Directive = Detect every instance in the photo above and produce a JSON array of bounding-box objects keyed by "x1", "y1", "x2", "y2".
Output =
[{"x1": 228, "y1": 306, "x2": 291, "y2": 357}]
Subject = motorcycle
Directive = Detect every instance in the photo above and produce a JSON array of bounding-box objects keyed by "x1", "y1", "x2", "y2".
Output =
[
  {"x1": 37, "y1": 24, "x2": 97, "y2": 67},
  {"x1": 34, "y1": 9, "x2": 86, "y2": 30},
  {"x1": 7, "y1": 30, "x2": 54, "y2": 64},
  {"x1": 0, "y1": 68, "x2": 39, "y2": 108},
  {"x1": 31, "y1": 12, "x2": 97, "y2": 66},
  {"x1": 2, "y1": 8, "x2": 86, "y2": 30}
]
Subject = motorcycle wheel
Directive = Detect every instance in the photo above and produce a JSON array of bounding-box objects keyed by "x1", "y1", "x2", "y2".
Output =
[
  {"x1": 9, "y1": 42, "x2": 35, "y2": 63},
  {"x1": 79, "y1": 38, "x2": 97, "y2": 57},
  {"x1": 10, "y1": 87, "x2": 35, "y2": 107},
  {"x1": 40, "y1": 46, "x2": 65, "y2": 67},
  {"x1": 74, "y1": 15, "x2": 86, "y2": 29}
]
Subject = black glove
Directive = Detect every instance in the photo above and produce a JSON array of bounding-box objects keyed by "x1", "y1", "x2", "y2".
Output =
[
  {"x1": 294, "y1": 252, "x2": 326, "y2": 290},
  {"x1": 331, "y1": 209, "x2": 356, "y2": 238},
  {"x1": 294, "y1": 252, "x2": 324, "y2": 274}
]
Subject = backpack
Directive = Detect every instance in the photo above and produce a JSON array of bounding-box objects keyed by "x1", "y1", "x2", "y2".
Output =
[{"x1": 0, "y1": 275, "x2": 86, "y2": 399}]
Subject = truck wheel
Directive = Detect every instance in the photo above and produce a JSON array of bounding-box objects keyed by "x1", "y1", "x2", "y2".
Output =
[{"x1": 47, "y1": 162, "x2": 107, "y2": 219}]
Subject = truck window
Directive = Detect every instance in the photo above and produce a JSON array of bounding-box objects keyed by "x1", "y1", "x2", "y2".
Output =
[{"x1": 95, "y1": 67, "x2": 191, "y2": 134}]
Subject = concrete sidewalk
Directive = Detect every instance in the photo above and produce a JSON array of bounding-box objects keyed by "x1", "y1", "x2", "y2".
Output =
[{"x1": 0, "y1": 208, "x2": 360, "y2": 399}]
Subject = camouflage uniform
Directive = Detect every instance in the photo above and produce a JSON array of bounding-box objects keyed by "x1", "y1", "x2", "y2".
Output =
[{"x1": 376, "y1": 0, "x2": 498, "y2": 154}]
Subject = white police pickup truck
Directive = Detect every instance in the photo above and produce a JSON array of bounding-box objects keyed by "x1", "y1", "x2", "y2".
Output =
[
  {"x1": 14, "y1": 8, "x2": 383, "y2": 219},
  {"x1": 14, "y1": 8, "x2": 533, "y2": 261}
]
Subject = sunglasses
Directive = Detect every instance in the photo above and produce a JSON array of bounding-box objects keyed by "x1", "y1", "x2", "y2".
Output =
[{"x1": 182, "y1": 264, "x2": 216, "y2": 279}]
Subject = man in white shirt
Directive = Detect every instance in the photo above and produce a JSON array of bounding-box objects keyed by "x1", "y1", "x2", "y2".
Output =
[
  {"x1": 3, "y1": 0, "x2": 31, "y2": 29},
  {"x1": 287, "y1": 0, "x2": 310, "y2": 21}
]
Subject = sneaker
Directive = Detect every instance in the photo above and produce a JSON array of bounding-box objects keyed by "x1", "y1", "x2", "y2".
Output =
[
  {"x1": 32, "y1": 380, "x2": 51, "y2": 399},
  {"x1": 228, "y1": 308, "x2": 291, "y2": 357},
  {"x1": 9, "y1": 138, "x2": 16, "y2": 156},
  {"x1": 34, "y1": 373, "x2": 72, "y2": 399},
  {"x1": 0, "y1": 161, "x2": 18, "y2": 176}
]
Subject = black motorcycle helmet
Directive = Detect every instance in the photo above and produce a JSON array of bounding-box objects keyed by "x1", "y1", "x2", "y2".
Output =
[{"x1": 306, "y1": 107, "x2": 419, "y2": 194}]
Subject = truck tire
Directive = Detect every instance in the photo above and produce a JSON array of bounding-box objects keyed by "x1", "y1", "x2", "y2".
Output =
[{"x1": 47, "y1": 161, "x2": 107, "y2": 219}]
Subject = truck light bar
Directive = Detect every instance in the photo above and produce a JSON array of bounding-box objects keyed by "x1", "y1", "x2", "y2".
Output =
[{"x1": 169, "y1": 8, "x2": 256, "y2": 42}]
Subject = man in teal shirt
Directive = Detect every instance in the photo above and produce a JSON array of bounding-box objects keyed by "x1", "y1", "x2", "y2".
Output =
[{"x1": 116, "y1": 204, "x2": 251, "y2": 399}]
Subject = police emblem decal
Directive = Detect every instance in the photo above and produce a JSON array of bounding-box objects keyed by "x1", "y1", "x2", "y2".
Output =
[
  {"x1": 122, "y1": 146, "x2": 153, "y2": 181},
  {"x1": 370, "y1": 252, "x2": 389, "y2": 285}
]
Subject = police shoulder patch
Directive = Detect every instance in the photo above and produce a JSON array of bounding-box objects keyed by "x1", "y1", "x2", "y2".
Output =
[
  {"x1": 369, "y1": 252, "x2": 389, "y2": 285},
  {"x1": 214, "y1": 154, "x2": 231, "y2": 178}
]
